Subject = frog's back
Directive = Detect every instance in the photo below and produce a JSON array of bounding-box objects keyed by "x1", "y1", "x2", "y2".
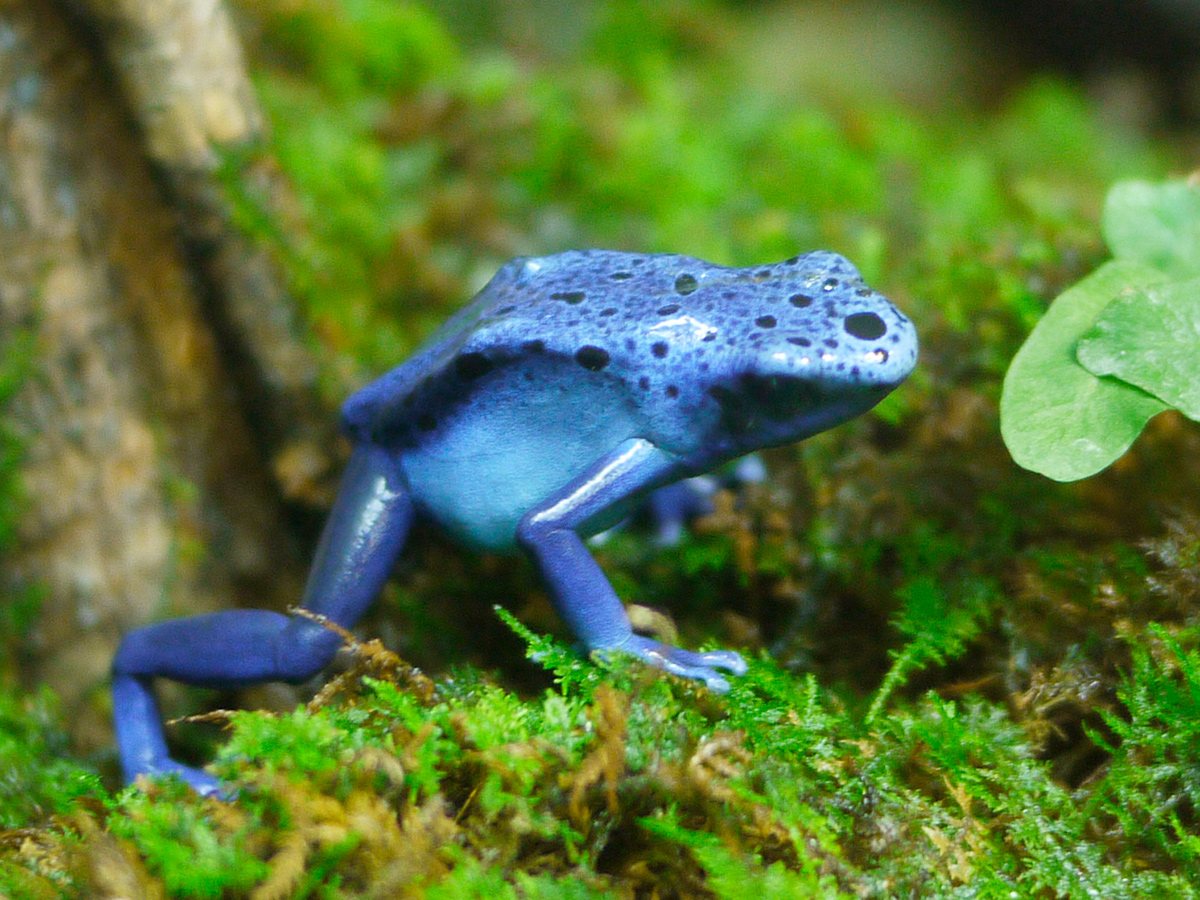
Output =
[{"x1": 342, "y1": 248, "x2": 905, "y2": 450}]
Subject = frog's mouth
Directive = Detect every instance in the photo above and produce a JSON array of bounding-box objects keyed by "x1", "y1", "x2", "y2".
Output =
[{"x1": 707, "y1": 374, "x2": 890, "y2": 446}]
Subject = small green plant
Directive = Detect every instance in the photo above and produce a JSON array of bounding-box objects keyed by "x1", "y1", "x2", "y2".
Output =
[{"x1": 1001, "y1": 177, "x2": 1200, "y2": 481}]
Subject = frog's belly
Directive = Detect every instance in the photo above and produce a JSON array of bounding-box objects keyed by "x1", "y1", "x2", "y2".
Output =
[{"x1": 398, "y1": 379, "x2": 642, "y2": 551}]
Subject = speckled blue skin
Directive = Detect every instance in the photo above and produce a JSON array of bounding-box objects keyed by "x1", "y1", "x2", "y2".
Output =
[{"x1": 112, "y1": 249, "x2": 917, "y2": 793}]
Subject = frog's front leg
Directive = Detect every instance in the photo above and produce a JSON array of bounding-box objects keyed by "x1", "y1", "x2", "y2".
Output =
[
  {"x1": 112, "y1": 443, "x2": 413, "y2": 793},
  {"x1": 516, "y1": 438, "x2": 748, "y2": 692}
]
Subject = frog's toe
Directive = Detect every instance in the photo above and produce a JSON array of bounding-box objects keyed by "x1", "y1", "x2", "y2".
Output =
[
  {"x1": 619, "y1": 635, "x2": 747, "y2": 692},
  {"x1": 180, "y1": 769, "x2": 226, "y2": 798},
  {"x1": 691, "y1": 648, "x2": 749, "y2": 676},
  {"x1": 136, "y1": 761, "x2": 225, "y2": 798}
]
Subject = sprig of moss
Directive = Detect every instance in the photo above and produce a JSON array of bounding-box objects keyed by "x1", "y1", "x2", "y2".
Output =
[{"x1": 1085, "y1": 625, "x2": 1200, "y2": 874}]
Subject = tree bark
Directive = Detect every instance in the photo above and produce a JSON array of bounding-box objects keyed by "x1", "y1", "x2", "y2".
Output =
[
  {"x1": 0, "y1": 0, "x2": 327, "y2": 751},
  {"x1": 73, "y1": 0, "x2": 342, "y2": 505}
]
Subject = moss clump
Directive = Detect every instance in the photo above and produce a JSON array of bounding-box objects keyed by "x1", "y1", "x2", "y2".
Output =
[
  {"x1": 5, "y1": 619, "x2": 1198, "y2": 896},
  {"x1": 1087, "y1": 626, "x2": 1200, "y2": 875},
  {"x1": 0, "y1": 688, "x2": 103, "y2": 832}
]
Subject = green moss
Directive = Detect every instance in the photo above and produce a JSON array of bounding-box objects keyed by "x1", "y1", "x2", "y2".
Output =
[
  {"x1": 3, "y1": 617, "x2": 1199, "y2": 896},
  {"x1": 230, "y1": 0, "x2": 1164, "y2": 396},
  {"x1": 109, "y1": 783, "x2": 269, "y2": 899},
  {"x1": 1087, "y1": 626, "x2": 1200, "y2": 874},
  {"x1": 0, "y1": 687, "x2": 104, "y2": 830},
  {"x1": 641, "y1": 810, "x2": 852, "y2": 900}
]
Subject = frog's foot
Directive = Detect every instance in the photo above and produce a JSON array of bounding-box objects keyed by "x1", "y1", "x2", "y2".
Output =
[
  {"x1": 133, "y1": 760, "x2": 224, "y2": 798},
  {"x1": 112, "y1": 672, "x2": 237, "y2": 798},
  {"x1": 613, "y1": 635, "x2": 747, "y2": 693}
]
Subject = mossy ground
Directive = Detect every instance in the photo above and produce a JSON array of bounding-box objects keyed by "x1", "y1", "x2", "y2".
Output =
[{"x1": 4, "y1": 0, "x2": 1200, "y2": 896}]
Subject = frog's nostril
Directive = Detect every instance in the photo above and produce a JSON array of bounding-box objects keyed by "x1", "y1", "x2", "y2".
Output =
[
  {"x1": 455, "y1": 352, "x2": 494, "y2": 380},
  {"x1": 844, "y1": 312, "x2": 887, "y2": 340}
]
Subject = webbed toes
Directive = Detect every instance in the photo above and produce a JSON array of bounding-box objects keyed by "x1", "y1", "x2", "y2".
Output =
[
  {"x1": 691, "y1": 648, "x2": 749, "y2": 676},
  {"x1": 135, "y1": 761, "x2": 225, "y2": 798},
  {"x1": 618, "y1": 635, "x2": 747, "y2": 692}
]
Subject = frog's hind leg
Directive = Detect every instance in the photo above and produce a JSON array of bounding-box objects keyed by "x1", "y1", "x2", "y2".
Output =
[{"x1": 112, "y1": 444, "x2": 413, "y2": 793}]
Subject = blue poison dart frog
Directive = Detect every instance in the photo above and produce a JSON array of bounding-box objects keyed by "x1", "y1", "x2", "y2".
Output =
[{"x1": 112, "y1": 249, "x2": 918, "y2": 794}]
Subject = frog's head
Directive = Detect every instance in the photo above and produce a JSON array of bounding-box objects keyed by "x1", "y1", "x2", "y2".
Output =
[{"x1": 694, "y1": 251, "x2": 918, "y2": 458}]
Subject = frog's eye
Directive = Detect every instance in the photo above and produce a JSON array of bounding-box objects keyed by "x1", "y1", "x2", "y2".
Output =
[
  {"x1": 674, "y1": 274, "x2": 699, "y2": 295},
  {"x1": 844, "y1": 312, "x2": 887, "y2": 340}
]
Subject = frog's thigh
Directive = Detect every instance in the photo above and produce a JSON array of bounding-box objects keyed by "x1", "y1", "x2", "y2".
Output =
[
  {"x1": 300, "y1": 442, "x2": 415, "y2": 625},
  {"x1": 516, "y1": 438, "x2": 680, "y2": 649}
]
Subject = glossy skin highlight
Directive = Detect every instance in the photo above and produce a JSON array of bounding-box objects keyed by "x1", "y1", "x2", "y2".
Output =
[{"x1": 112, "y1": 249, "x2": 918, "y2": 794}]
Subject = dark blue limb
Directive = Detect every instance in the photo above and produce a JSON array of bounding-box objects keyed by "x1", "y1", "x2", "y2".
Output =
[
  {"x1": 112, "y1": 443, "x2": 414, "y2": 791},
  {"x1": 517, "y1": 439, "x2": 748, "y2": 691},
  {"x1": 646, "y1": 477, "x2": 717, "y2": 546},
  {"x1": 647, "y1": 453, "x2": 766, "y2": 546}
]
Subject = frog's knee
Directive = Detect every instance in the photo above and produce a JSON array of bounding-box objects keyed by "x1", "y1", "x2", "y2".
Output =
[
  {"x1": 274, "y1": 619, "x2": 345, "y2": 683},
  {"x1": 515, "y1": 511, "x2": 556, "y2": 551}
]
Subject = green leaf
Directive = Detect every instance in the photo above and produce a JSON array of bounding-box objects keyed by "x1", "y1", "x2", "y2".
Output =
[
  {"x1": 1077, "y1": 277, "x2": 1200, "y2": 421},
  {"x1": 1000, "y1": 259, "x2": 1169, "y2": 481},
  {"x1": 1103, "y1": 179, "x2": 1200, "y2": 279}
]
